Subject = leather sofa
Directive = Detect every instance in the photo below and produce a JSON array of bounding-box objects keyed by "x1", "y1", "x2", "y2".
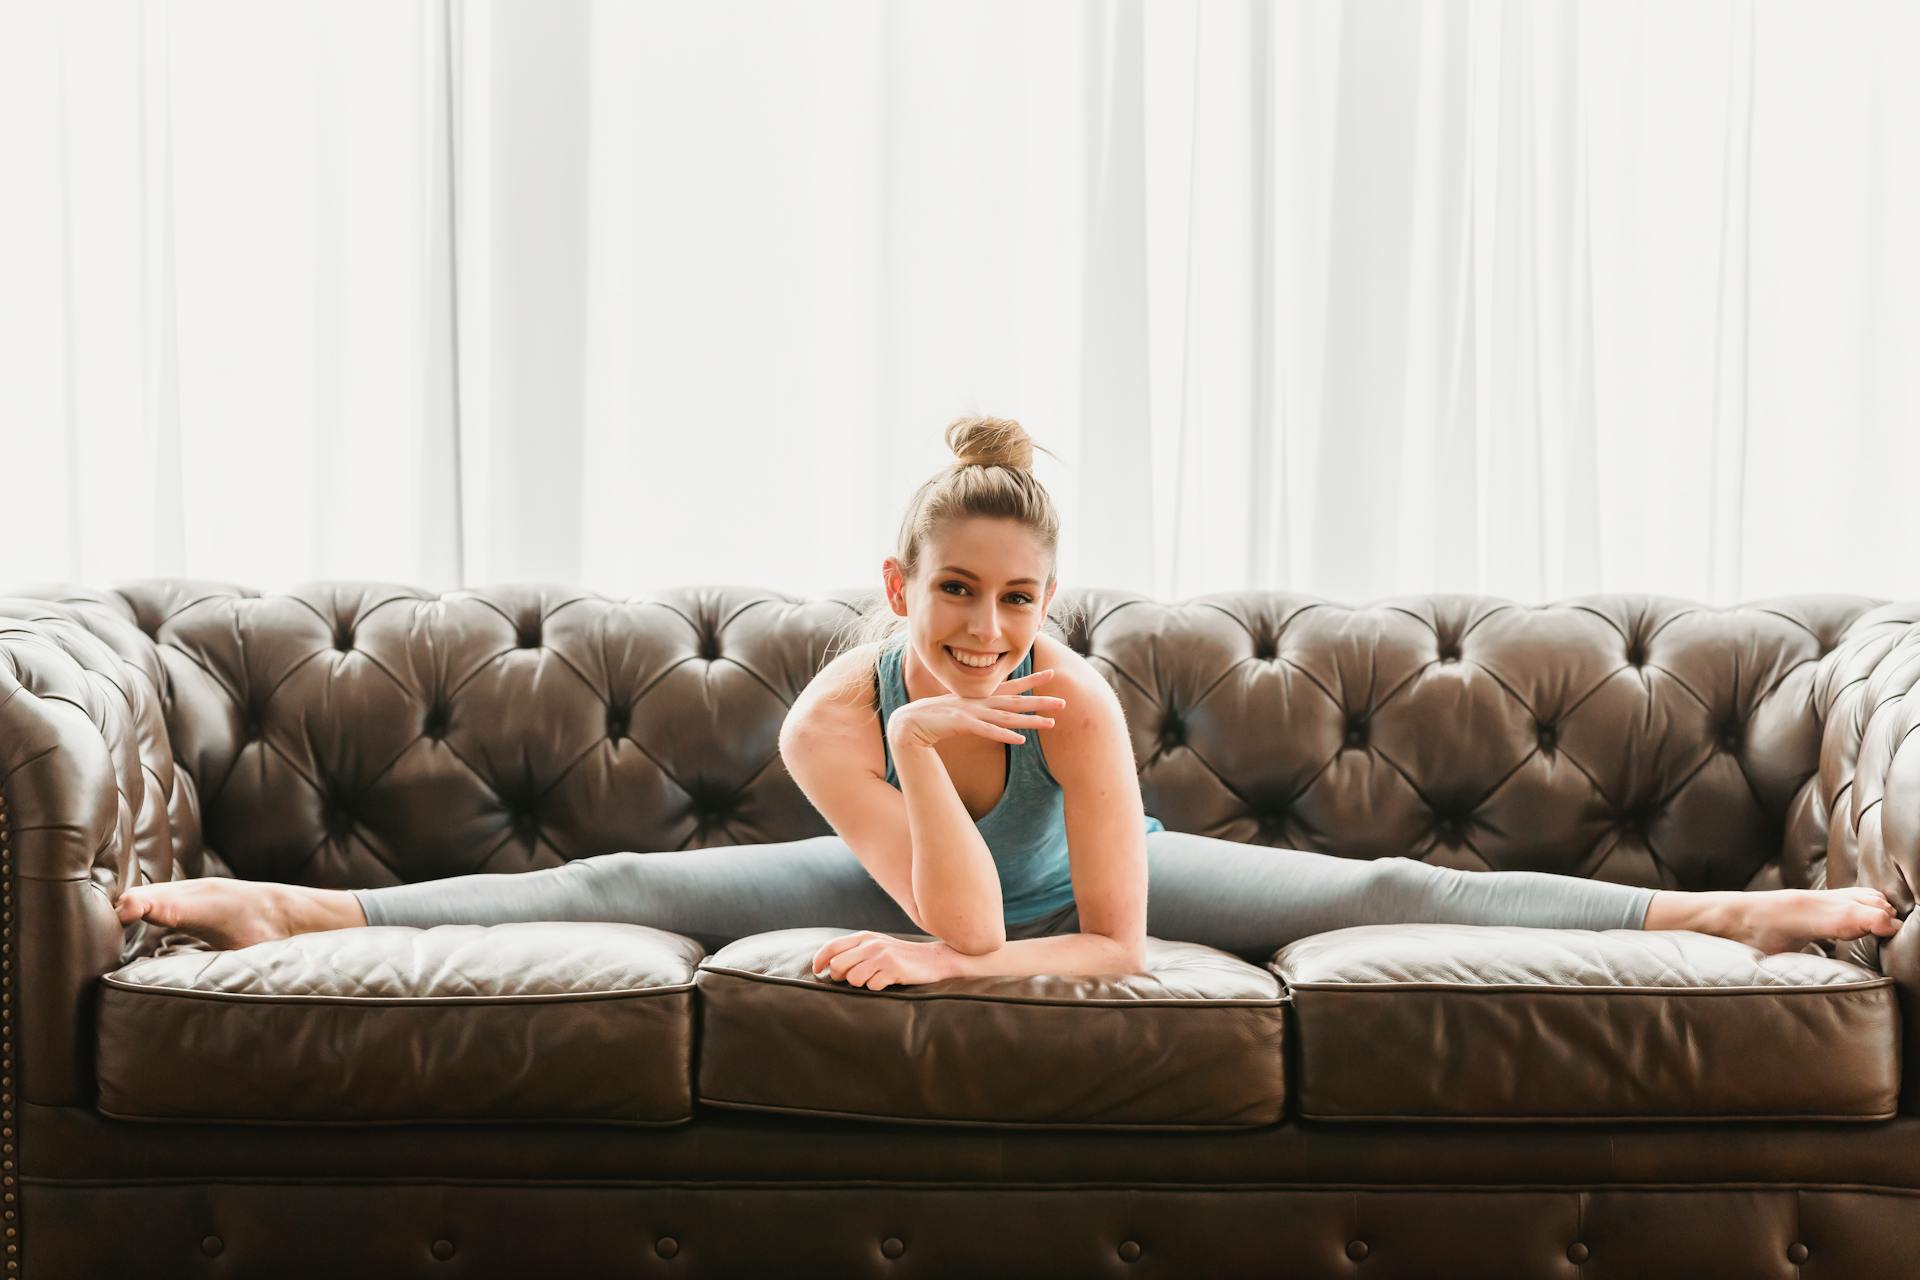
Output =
[{"x1": 3, "y1": 579, "x2": 1919, "y2": 1278}]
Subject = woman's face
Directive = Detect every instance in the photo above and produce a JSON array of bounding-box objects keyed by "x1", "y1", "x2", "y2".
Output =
[{"x1": 885, "y1": 517, "x2": 1058, "y2": 695}]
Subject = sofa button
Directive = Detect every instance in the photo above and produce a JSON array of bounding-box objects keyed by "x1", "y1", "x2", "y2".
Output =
[
  {"x1": 1787, "y1": 1242, "x2": 1809, "y2": 1264},
  {"x1": 1118, "y1": 1240, "x2": 1142, "y2": 1262},
  {"x1": 656, "y1": 1236, "x2": 680, "y2": 1259},
  {"x1": 1567, "y1": 1242, "x2": 1590, "y2": 1263},
  {"x1": 882, "y1": 1236, "x2": 906, "y2": 1259},
  {"x1": 199, "y1": 1236, "x2": 223, "y2": 1257},
  {"x1": 431, "y1": 1239, "x2": 454, "y2": 1261},
  {"x1": 1346, "y1": 1239, "x2": 1369, "y2": 1261}
]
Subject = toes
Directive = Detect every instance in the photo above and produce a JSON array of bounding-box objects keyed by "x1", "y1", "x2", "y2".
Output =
[
  {"x1": 1859, "y1": 905, "x2": 1900, "y2": 937},
  {"x1": 132, "y1": 890, "x2": 181, "y2": 928}
]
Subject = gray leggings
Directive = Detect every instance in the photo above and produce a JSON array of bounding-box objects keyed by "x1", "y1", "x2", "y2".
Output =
[{"x1": 351, "y1": 830, "x2": 1656, "y2": 963}]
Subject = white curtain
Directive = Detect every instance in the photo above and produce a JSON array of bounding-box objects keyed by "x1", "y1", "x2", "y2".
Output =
[{"x1": 3, "y1": 0, "x2": 1915, "y2": 604}]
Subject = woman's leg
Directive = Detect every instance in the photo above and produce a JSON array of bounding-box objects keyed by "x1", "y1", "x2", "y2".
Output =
[
  {"x1": 350, "y1": 834, "x2": 921, "y2": 952},
  {"x1": 1133, "y1": 830, "x2": 1654, "y2": 963}
]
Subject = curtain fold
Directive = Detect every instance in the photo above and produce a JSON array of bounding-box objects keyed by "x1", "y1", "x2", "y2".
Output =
[{"x1": 2, "y1": 0, "x2": 1913, "y2": 603}]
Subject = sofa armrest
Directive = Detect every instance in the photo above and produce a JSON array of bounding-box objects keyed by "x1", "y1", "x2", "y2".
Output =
[
  {"x1": 0, "y1": 610, "x2": 176, "y2": 1107},
  {"x1": 1817, "y1": 604, "x2": 1920, "y2": 1109}
]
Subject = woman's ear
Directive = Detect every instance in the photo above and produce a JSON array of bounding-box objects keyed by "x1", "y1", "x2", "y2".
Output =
[{"x1": 883, "y1": 559, "x2": 908, "y2": 616}]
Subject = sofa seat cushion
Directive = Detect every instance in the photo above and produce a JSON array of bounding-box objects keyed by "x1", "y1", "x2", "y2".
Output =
[
  {"x1": 95, "y1": 922, "x2": 705, "y2": 1124},
  {"x1": 1271, "y1": 923, "x2": 1899, "y2": 1122},
  {"x1": 693, "y1": 928, "x2": 1287, "y2": 1129}
]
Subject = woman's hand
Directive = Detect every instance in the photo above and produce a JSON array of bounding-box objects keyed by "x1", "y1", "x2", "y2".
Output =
[
  {"x1": 887, "y1": 667, "x2": 1066, "y2": 752},
  {"x1": 812, "y1": 931, "x2": 961, "y2": 990}
]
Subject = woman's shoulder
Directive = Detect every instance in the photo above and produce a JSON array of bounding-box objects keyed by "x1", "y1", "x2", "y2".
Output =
[
  {"x1": 785, "y1": 639, "x2": 889, "y2": 742},
  {"x1": 1028, "y1": 631, "x2": 1108, "y2": 700},
  {"x1": 1026, "y1": 630, "x2": 1132, "y2": 783},
  {"x1": 1027, "y1": 632, "x2": 1129, "y2": 730}
]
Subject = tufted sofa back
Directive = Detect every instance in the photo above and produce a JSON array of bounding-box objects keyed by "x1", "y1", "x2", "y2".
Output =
[{"x1": 5, "y1": 581, "x2": 1902, "y2": 901}]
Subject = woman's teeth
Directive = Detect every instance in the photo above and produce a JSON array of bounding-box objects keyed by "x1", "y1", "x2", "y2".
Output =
[{"x1": 946, "y1": 646, "x2": 1002, "y2": 669}]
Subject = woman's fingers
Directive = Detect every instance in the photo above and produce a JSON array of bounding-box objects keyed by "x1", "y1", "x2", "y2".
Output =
[
  {"x1": 813, "y1": 931, "x2": 876, "y2": 976},
  {"x1": 991, "y1": 694, "x2": 1066, "y2": 709},
  {"x1": 820, "y1": 937, "x2": 879, "y2": 980},
  {"x1": 981, "y1": 707, "x2": 1054, "y2": 731},
  {"x1": 996, "y1": 668, "x2": 1056, "y2": 691}
]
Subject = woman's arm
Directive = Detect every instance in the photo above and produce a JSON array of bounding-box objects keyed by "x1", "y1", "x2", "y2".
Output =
[
  {"x1": 941, "y1": 655, "x2": 1151, "y2": 978},
  {"x1": 778, "y1": 646, "x2": 1006, "y2": 951},
  {"x1": 889, "y1": 733, "x2": 1006, "y2": 953},
  {"x1": 941, "y1": 932, "x2": 1139, "y2": 978}
]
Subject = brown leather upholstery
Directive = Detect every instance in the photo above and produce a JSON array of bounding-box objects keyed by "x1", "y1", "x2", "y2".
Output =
[
  {"x1": 97, "y1": 921, "x2": 703, "y2": 1124},
  {"x1": 696, "y1": 929, "x2": 1286, "y2": 1129},
  {"x1": 1815, "y1": 605, "x2": 1920, "y2": 1106},
  {"x1": 4, "y1": 579, "x2": 1918, "y2": 1275},
  {"x1": 1274, "y1": 923, "x2": 1897, "y2": 1121}
]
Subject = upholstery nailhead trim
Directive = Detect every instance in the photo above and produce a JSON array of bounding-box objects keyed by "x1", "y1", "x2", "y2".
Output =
[{"x1": 1, "y1": 792, "x2": 15, "y2": 1277}]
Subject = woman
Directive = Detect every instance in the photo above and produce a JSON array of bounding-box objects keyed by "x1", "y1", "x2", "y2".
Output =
[{"x1": 116, "y1": 416, "x2": 1902, "y2": 988}]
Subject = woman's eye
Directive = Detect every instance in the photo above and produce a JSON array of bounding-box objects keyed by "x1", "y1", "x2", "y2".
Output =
[{"x1": 942, "y1": 582, "x2": 1032, "y2": 606}]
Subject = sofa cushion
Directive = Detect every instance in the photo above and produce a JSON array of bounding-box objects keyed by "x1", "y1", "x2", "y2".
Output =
[
  {"x1": 693, "y1": 929, "x2": 1287, "y2": 1129},
  {"x1": 1271, "y1": 923, "x2": 1899, "y2": 1122},
  {"x1": 95, "y1": 922, "x2": 705, "y2": 1124}
]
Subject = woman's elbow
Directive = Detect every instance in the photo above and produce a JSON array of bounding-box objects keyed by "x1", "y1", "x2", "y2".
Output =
[
  {"x1": 940, "y1": 936, "x2": 1006, "y2": 955},
  {"x1": 918, "y1": 902, "x2": 1004, "y2": 955},
  {"x1": 930, "y1": 920, "x2": 1006, "y2": 955}
]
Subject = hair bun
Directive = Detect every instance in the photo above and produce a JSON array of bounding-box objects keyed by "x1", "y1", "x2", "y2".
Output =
[{"x1": 945, "y1": 416, "x2": 1034, "y2": 472}]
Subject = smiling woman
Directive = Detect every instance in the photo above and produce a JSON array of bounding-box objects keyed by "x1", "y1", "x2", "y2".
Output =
[{"x1": 780, "y1": 416, "x2": 1162, "y2": 982}]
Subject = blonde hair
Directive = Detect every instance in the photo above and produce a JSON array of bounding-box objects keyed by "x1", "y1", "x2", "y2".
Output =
[{"x1": 830, "y1": 415, "x2": 1081, "y2": 665}]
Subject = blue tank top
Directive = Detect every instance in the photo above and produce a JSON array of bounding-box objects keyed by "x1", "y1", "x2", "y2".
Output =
[{"x1": 873, "y1": 634, "x2": 1165, "y2": 926}]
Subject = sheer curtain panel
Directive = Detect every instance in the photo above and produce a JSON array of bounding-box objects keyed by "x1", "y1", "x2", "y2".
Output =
[{"x1": 2, "y1": 0, "x2": 1913, "y2": 602}]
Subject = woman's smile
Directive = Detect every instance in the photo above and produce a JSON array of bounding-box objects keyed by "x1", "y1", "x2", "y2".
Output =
[{"x1": 944, "y1": 644, "x2": 1005, "y2": 670}]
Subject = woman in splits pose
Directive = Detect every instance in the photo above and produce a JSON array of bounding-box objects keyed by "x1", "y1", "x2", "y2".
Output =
[{"x1": 116, "y1": 416, "x2": 1903, "y2": 988}]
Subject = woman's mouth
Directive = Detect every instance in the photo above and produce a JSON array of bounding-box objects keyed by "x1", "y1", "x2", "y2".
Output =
[{"x1": 944, "y1": 645, "x2": 1004, "y2": 671}]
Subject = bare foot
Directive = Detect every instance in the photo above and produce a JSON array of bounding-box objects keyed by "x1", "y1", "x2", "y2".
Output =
[
  {"x1": 1652, "y1": 886, "x2": 1903, "y2": 954},
  {"x1": 115, "y1": 877, "x2": 304, "y2": 951}
]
